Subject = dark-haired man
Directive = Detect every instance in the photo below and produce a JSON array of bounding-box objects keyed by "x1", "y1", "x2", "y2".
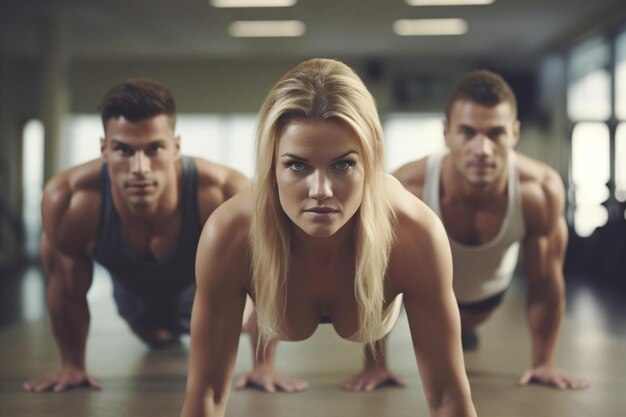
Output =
[
  {"x1": 390, "y1": 70, "x2": 587, "y2": 390},
  {"x1": 23, "y1": 79, "x2": 308, "y2": 393}
]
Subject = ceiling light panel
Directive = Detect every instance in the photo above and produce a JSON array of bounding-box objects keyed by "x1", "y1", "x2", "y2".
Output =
[
  {"x1": 211, "y1": 0, "x2": 296, "y2": 7},
  {"x1": 228, "y1": 20, "x2": 305, "y2": 37},
  {"x1": 393, "y1": 18, "x2": 468, "y2": 36},
  {"x1": 405, "y1": 0, "x2": 494, "y2": 5}
]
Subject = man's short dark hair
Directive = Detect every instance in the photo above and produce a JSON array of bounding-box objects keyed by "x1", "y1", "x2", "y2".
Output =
[
  {"x1": 445, "y1": 70, "x2": 517, "y2": 120},
  {"x1": 98, "y1": 78, "x2": 176, "y2": 130}
]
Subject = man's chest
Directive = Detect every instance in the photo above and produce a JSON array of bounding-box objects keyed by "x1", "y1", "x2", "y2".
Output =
[
  {"x1": 118, "y1": 218, "x2": 182, "y2": 261},
  {"x1": 440, "y1": 199, "x2": 508, "y2": 245}
]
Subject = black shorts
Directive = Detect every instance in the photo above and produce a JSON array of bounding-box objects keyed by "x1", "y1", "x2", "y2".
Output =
[
  {"x1": 458, "y1": 289, "x2": 507, "y2": 313},
  {"x1": 112, "y1": 280, "x2": 195, "y2": 334}
]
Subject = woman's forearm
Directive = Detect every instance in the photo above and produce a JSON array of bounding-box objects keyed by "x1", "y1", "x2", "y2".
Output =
[{"x1": 180, "y1": 386, "x2": 230, "y2": 417}]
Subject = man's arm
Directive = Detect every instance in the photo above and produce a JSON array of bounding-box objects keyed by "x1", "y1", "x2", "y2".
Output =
[
  {"x1": 222, "y1": 168, "x2": 250, "y2": 201},
  {"x1": 23, "y1": 235, "x2": 98, "y2": 393},
  {"x1": 194, "y1": 158, "x2": 251, "y2": 223},
  {"x1": 520, "y1": 170, "x2": 589, "y2": 390},
  {"x1": 24, "y1": 171, "x2": 100, "y2": 393},
  {"x1": 392, "y1": 159, "x2": 427, "y2": 199}
]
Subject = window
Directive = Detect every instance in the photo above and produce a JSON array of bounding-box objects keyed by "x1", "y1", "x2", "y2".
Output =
[
  {"x1": 571, "y1": 123, "x2": 610, "y2": 237},
  {"x1": 568, "y1": 37, "x2": 611, "y2": 122},
  {"x1": 178, "y1": 114, "x2": 257, "y2": 178},
  {"x1": 616, "y1": 124, "x2": 626, "y2": 203},
  {"x1": 615, "y1": 31, "x2": 626, "y2": 209},
  {"x1": 616, "y1": 31, "x2": 626, "y2": 120},
  {"x1": 22, "y1": 120, "x2": 44, "y2": 258},
  {"x1": 383, "y1": 113, "x2": 446, "y2": 173},
  {"x1": 62, "y1": 116, "x2": 102, "y2": 169},
  {"x1": 62, "y1": 114, "x2": 257, "y2": 178},
  {"x1": 567, "y1": 36, "x2": 614, "y2": 236}
]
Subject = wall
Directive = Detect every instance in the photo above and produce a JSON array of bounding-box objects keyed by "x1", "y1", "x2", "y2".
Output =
[
  {"x1": 0, "y1": 55, "x2": 42, "y2": 268},
  {"x1": 0, "y1": 54, "x2": 564, "y2": 267}
]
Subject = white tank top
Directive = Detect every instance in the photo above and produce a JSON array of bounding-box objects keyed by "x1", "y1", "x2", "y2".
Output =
[{"x1": 422, "y1": 151, "x2": 525, "y2": 303}]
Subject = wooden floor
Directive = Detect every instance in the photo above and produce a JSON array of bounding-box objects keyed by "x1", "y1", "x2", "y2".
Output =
[{"x1": 1, "y1": 264, "x2": 625, "y2": 417}]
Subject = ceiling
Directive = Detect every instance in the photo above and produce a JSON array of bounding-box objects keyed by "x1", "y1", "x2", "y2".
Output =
[{"x1": 1, "y1": 0, "x2": 626, "y2": 68}]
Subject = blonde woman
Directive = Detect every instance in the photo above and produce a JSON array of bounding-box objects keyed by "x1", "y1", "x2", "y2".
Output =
[{"x1": 180, "y1": 58, "x2": 477, "y2": 417}]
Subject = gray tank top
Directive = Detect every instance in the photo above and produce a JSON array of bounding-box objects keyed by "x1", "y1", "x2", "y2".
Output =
[{"x1": 92, "y1": 156, "x2": 202, "y2": 295}]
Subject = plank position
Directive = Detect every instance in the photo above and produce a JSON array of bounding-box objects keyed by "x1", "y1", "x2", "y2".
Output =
[
  {"x1": 180, "y1": 58, "x2": 477, "y2": 417},
  {"x1": 24, "y1": 78, "x2": 306, "y2": 393},
  {"x1": 366, "y1": 70, "x2": 588, "y2": 391}
]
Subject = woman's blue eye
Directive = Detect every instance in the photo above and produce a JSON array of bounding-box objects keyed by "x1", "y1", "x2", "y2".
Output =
[
  {"x1": 288, "y1": 161, "x2": 307, "y2": 171},
  {"x1": 334, "y1": 160, "x2": 354, "y2": 170}
]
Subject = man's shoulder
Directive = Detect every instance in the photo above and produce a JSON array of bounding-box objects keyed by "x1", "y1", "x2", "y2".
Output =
[
  {"x1": 191, "y1": 157, "x2": 249, "y2": 192},
  {"x1": 392, "y1": 156, "x2": 430, "y2": 198},
  {"x1": 515, "y1": 152, "x2": 564, "y2": 201},
  {"x1": 42, "y1": 160, "x2": 103, "y2": 254},
  {"x1": 515, "y1": 152, "x2": 564, "y2": 234},
  {"x1": 189, "y1": 156, "x2": 251, "y2": 221},
  {"x1": 193, "y1": 157, "x2": 250, "y2": 222},
  {"x1": 387, "y1": 175, "x2": 442, "y2": 242},
  {"x1": 44, "y1": 159, "x2": 103, "y2": 210}
]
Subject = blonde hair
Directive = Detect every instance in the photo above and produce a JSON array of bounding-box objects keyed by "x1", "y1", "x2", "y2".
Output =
[{"x1": 251, "y1": 58, "x2": 395, "y2": 350}]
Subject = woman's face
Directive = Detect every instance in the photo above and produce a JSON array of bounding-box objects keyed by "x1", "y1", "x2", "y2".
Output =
[{"x1": 275, "y1": 118, "x2": 365, "y2": 239}]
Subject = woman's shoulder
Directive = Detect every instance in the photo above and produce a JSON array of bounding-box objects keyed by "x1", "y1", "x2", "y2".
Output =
[
  {"x1": 384, "y1": 175, "x2": 453, "y2": 292},
  {"x1": 195, "y1": 189, "x2": 251, "y2": 290},
  {"x1": 200, "y1": 186, "x2": 253, "y2": 254},
  {"x1": 195, "y1": 187, "x2": 253, "y2": 290},
  {"x1": 385, "y1": 174, "x2": 442, "y2": 239}
]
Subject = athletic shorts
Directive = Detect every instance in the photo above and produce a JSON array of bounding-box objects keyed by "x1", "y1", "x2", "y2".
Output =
[
  {"x1": 457, "y1": 288, "x2": 507, "y2": 312},
  {"x1": 112, "y1": 280, "x2": 196, "y2": 334}
]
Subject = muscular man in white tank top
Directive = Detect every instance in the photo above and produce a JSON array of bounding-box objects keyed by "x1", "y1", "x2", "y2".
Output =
[
  {"x1": 343, "y1": 70, "x2": 588, "y2": 392},
  {"x1": 421, "y1": 149, "x2": 525, "y2": 305}
]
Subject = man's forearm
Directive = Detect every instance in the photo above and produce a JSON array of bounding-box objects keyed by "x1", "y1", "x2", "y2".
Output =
[
  {"x1": 526, "y1": 281, "x2": 564, "y2": 366},
  {"x1": 47, "y1": 284, "x2": 90, "y2": 369}
]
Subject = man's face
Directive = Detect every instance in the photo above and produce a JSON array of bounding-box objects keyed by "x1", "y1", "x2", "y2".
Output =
[
  {"x1": 101, "y1": 114, "x2": 180, "y2": 209},
  {"x1": 275, "y1": 119, "x2": 365, "y2": 239},
  {"x1": 444, "y1": 100, "x2": 520, "y2": 189}
]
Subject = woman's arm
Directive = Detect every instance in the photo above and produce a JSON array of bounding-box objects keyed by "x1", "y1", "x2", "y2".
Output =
[
  {"x1": 180, "y1": 207, "x2": 251, "y2": 417},
  {"x1": 396, "y1": 210, "x2": 477, "y2": 417}
]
